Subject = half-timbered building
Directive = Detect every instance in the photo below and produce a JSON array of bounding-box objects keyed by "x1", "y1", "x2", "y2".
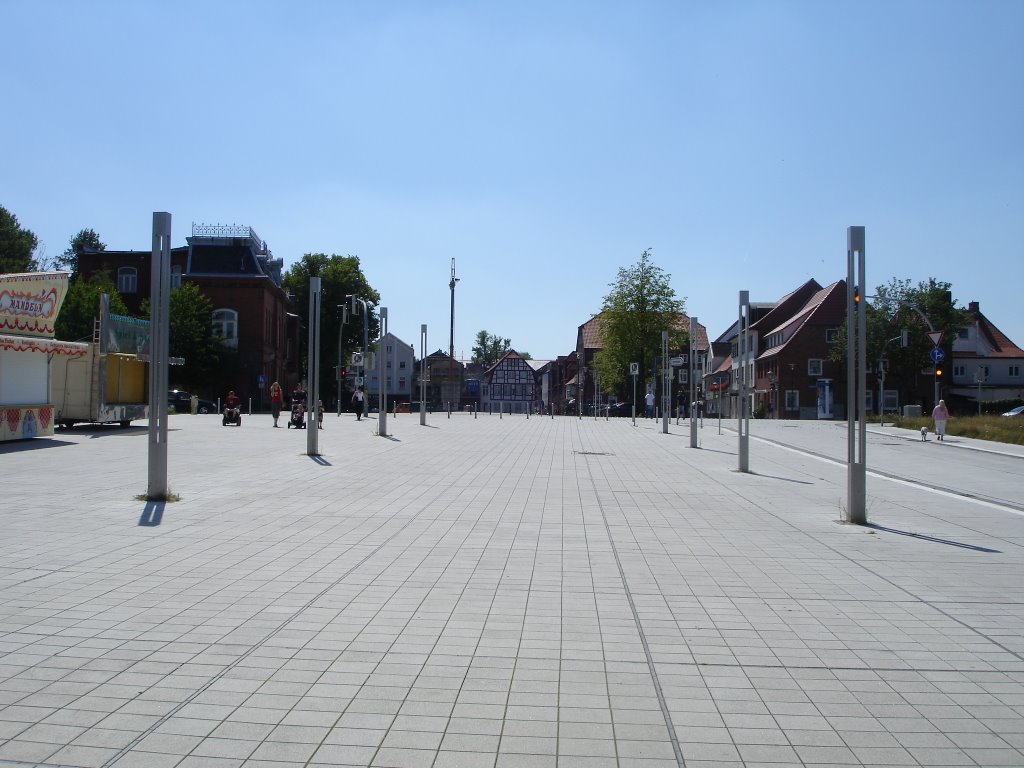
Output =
[{"x1": 481, "y1": 351, "x2": 538, "y2": 414}]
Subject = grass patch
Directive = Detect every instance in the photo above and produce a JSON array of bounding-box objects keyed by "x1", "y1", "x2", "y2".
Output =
[{"x1": 871, "y1": 414, "x2": 1024, "y2": 446}]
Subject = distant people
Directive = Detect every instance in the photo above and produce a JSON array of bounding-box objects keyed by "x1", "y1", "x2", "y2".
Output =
[
  {"x1": 931, "y1": 399, "x2": 949, "y2": 441},
  {"x1": 351, "y1": 386, "x2": 365, "y2": 420},
  {"x1": 292, "y1": 383, "x2": 307, "y2": 408},
  {"x1": 224, "y1": 390, "x2": 240, "y2": 411},
  {"x1": 269, "y1": 381, "x2": 283, "y2": 427},
  {"x1": 317, "y1": 399, "x2": 324, "y2": 429},
  {"x1": 645, "y1": 390, "x2": 655, "y2": 419}
]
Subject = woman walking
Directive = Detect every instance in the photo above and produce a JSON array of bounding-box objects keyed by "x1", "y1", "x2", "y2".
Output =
[
  {"x1": 931, "y1": 399, "x2": 949, "y2": 441},
  {"x1": 269, "y1": 381, "x2": 283, "y2": 427}
]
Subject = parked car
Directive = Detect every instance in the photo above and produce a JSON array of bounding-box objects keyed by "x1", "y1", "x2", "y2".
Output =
[
  {"x1": 168, "y1": 390, "x2": 216, "y2": 414},
  {"x1": 1001, "y1": 405, "x2": 1024, "y2": 417}
]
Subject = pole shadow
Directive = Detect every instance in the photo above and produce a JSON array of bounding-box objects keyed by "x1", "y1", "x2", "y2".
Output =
[
  {"x1": 138, "y1": 501, "x2": 164, "y2": 527},
  {"x1": 866, "y1": 523, "x2": 1000, "y2": 553},
  {"x1": 308, "y1": 455, "x2": 333, "y2": 466}
]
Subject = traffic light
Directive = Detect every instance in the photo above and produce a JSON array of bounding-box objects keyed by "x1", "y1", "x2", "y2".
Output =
[
  {"x1": 852, "y1": 286, "x2": 860, "y2": 307},
  {"x1": 935, "y1": 366, "x2": 943, "y2": 379},
  {"x1": 339, "y1": 368, "x2": 348, "y2": 381}
]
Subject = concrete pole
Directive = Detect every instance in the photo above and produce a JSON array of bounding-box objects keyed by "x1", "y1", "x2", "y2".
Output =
[
  {"x1": 662, "y1": 331, "x2": 670, "y2": 434},
  {"x1": 738, "y1": 291, "x2": 750, "y2": 472},
  {"x1": 147, "y1": 212, "x2": 172, "y2": 499},
  {"x1": 378, "y1": 307, "x2": 388, "y2": 437},
  {"x1": 306, "y1": 277, "x2": 321, "y2": 455},
  {"x1": 846, "y1": 226, "x2": 867, "y2": 524},
  {"x1": 420, "y1": 324, "x2": 427, "y2": 426},
  {"x1": 690, "y1": 316, "x2": 698, "y2": 448}
]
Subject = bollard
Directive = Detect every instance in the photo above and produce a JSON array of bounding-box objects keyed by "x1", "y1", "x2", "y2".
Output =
[
  {"x1": 474, "y1": 405, "x2": 477, "y2": 419},
  {"x1": 248, "y1": 397, "x2": 252, "y2": 415}
]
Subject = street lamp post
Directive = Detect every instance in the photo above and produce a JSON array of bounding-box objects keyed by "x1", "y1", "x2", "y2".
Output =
[{"x1": 767, "y1": 370, "x2": 777, "y2": 419}]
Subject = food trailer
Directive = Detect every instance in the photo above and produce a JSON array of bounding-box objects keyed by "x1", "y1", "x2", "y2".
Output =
[{"x1": 0, "y1": 272, "x2": 87, "y2": 441}]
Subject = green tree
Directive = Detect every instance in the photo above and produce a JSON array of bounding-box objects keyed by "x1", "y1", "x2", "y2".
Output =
[
  {"x1": 57, "y1": 228, "x2": 106, "y2": 276},
  {"x1": 0, "y1": 205, "x2": 39, "y2": 273},
  {"x1": 55, "y1": 272, "x2": 130, "y2": 342},
  {"x1": 830, "y1": 277, "x2": 969, "y2": 407},
  {"x1": 282, "y1": 253, "x2": 380, "y2": 403},
  {"x1": 471, "y1": 330, "x2": 511, "y2": 367},
  {"x1": 592, "y1": 250, "x2": 686, "y2": 397},
  {"x1": 141, "y1": 283, "x2": 228, "y2": 393}
]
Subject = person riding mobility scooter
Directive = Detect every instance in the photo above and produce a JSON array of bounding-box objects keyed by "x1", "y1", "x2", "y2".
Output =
[{"x1": 222, "y1": 390, "x2": 241, "y2": 426}]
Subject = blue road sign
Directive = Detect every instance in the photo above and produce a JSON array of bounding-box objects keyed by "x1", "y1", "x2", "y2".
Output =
[
  {"x1": 257, "y1": 374, "x2": 266, "y2": 387},
  {"x1": 930, "y1": 347, "x2": 945, "y2": 363}
]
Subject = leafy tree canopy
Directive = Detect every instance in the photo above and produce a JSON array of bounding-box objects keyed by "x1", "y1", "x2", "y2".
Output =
[
  {"x1": 55, "y1": 272, "x2": 130, "y2": 342},
  {"x1": 471, "y1": 330, "x2": 511, "y2": 367},
  {"x1": 829, "y1": 277, "x2": 970, "y2": 393},
  {"x1": 0, "y1": 205, "x2": 39, "y2": 273},
  {"x1": 282, "y1": 253, "x2": 380, "y2": 399},
  {"x1": 592, "y1": 249, "x2": 687, "y2": 395},
  {"x1": 57, "y1": 228, "x2": 106, "y2": 275},
  {"x1": 142, "y1": 282, "x2": 228, "y2": 393}
]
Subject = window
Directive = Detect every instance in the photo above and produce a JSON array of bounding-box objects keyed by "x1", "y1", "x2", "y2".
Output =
[
  {"x1": 1010, "y1": 365, "x2": 1021, "y2": 378},
  {"x1": 958, "y1": 328, "x2": 969, "y2": 339},
  {"x1": 399, "y1": 377, "x2": 407, "y2": 389},
  {"x1": 117, "y1": 267, "x2": 137, "y2": 294},
  {"x1": 399, "y1": 360, "x2": 407, "y2": 369},
  {"x1": 808, "y1": 359, "x2": 823, "y2": 376},
  {"x1": 953, "y1": 365, "x2": 965, "y2": 378},
  {"x1": 826, "y1": 328, "x2": 839, "y2": 344},
  {"x1": 785, "y1": 390, "x2": 799, "y2": 411},
  {"x1": 212, "y1": 309, "x2": 238, "y2": 348},
  {"x1": 171, "y1": 265, "x2": 182, "y2": 289}
]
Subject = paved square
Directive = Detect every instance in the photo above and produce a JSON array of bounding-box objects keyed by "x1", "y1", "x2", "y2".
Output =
[{"x1": 2, "y1": 412, "x2": 1023, "y2": 767}]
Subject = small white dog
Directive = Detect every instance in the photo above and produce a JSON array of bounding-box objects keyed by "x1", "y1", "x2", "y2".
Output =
[{"x1": 920, "y1": 427, "x2": 928, "y2": 441}]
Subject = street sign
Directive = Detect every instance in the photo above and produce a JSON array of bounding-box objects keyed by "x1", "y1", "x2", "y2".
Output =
[
  {"x1": 926, "y1": 330, "x2": 944, "y2": 347},
  {"x1": 354, "y1": 376, "x2": 364, "y2": 386},
  {"x1": 629, "y1": 362, "x2": 639, "y2": 375},
  {"x1": 929, "y1": 347, "x2": 945, "y2": 363},
  {"x1": 257, "y1": 374, "x2": 266, "y2": 387},
  {"x1": 669, "y1": 356, "x2": 686, "y2": 366},
  {"x1": 351, "y1": 352, "x2": 364, "y2": 366}
]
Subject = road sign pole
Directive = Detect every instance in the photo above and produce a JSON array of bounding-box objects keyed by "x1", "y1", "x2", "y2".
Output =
[
  {"x1": 690, "y1": 316, "x2": 698, "y2": 448},
  {"x1": 846, "y1": 226, "x2": 867, "y2": 525}
]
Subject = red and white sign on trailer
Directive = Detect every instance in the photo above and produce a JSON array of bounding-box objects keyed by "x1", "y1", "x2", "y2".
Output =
[{"x1": 926, "y1": 330, "x2": 944, "y2": 346}]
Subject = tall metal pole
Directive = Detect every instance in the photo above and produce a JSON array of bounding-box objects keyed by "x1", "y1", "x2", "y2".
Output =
[
  {"x1": 336, "y1": 303, "x2": 348, "y2": 416},
  {"x1": 846, "y1": 226, "x2": 867, "y2": 524},
  {"x1": 147, "y1": 212, "x2": 171, "y2": 499},
  {"x1": 690, "y1": 316, "x2": 698, "y2": 448},
  {"x1": 378, "y1": 307, "x2": 388, "y2": 437},
  {"x1": 738, "y1": 291, "x2": 750, "y2": 472},
  {"x1": 449, "y1": 259, "x2": 458, "y2": 411},
  {"x1": 420, "y1": 324, "x2": 427, "y2": 426},
  {"x1": 661, "y1": 331, "x2": 670, "y2": 433},
  {"x1": 306, "y1": 277, "x2": 321, "y2": 455}
]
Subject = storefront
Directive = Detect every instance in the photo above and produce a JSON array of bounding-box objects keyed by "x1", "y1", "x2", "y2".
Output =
[{"x1": 0, "y1": 272, "x2": 85, "y2": 441}]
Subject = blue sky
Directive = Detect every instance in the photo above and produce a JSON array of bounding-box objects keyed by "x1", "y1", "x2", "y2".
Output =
[{"x1": 4, "y1": 1, "x2": 1022, "y2": 360}]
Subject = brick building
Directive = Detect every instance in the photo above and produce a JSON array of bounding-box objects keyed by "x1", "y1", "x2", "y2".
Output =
[{"x1": 77, "y1": 224, "x2": 299, "y2": 405}]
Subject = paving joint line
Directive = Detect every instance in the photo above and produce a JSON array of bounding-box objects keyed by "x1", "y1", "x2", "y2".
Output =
[{"x1": 576, "y1": 447, "x2": 687, "y2": 768}]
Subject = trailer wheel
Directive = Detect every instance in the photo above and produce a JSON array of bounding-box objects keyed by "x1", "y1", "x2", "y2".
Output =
[{"x1": 119, "y1": 421, "x2": 131, "y2": 428}]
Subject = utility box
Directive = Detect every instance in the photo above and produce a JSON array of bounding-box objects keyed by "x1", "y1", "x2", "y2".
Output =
[{"x1": 902, "y1": 405, "x2": 922, "y2": 418}]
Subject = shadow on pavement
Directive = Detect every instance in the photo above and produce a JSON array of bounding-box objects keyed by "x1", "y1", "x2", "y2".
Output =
[
  {"x1": 308, "y1": 455, "x2": 333, "y2": 466},
  {"x1": 867, "y1": 523, "x2": 1000, "y2": 553},
  {"x1": 0, "y1": 438, "x2": 77, "y2": 453},
  {"x1": 138, "y1": 501, "x2": 164, "y2": 527}
]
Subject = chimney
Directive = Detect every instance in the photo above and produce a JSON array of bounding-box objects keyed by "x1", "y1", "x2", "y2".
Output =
[{"x1": 969, "y1": 301, "x2": 979, "y2": 314}]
